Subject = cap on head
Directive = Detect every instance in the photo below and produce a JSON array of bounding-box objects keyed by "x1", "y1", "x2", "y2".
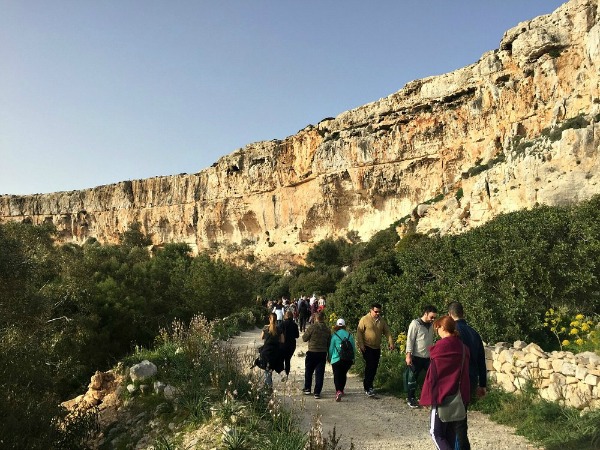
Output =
[{"x1": 336, "y1": 318, "x2": 346, "y2": 326}]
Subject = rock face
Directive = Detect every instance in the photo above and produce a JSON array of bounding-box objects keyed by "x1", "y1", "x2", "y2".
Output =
[{"x1": 1, "y1": 0, "x2": 599, "y2": 266}]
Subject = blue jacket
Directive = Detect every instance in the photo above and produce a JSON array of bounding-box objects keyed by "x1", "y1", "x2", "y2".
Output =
[
  {"x1": 455, "y1": 319, "x2": 487, "y2": 388},
  {"x1": 328, "y1": 329, "x2": 356, "y2": 364}
]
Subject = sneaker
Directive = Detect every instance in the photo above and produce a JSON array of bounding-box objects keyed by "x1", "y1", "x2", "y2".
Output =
[
  {"x1": 314, "y1": 393, "x2": 321, "y2": 399},
  {"x1": 302, "y1": 389, "x2": 311, "y2": 395},
  {"x1": 341, "y1": 390, "x2": 345, "y2": 396},
  {"x1": 365, "y1": 388, "x2": 376, "y2": 397},
  {"x1": 335, "y1": 391, "x2": 342, "y2": 402},
  {"x1": 407, "y1": 398, "x2": 420, "y2": 408}
]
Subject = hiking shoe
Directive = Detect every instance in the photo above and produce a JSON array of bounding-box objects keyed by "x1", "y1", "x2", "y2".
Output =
[
  {"x1": 302, "y1": 389, "x2": 311, "y2": 395},
  {"x1": 335, "y1": 391, "x2": 342, "y2": 402},
  {"x1": 314, "y1": 393, "x2": 321, "y2": 399},
  {"x1": 365, "y1": 388, "x2": 376, "y2": 397},
  {"x1": 407, "y1": 398, "x2": 420, "y2": 408}
]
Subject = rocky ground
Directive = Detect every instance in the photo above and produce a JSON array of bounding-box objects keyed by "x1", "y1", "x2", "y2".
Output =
[{"x1": 230, "y1": 328, "x2": 543, "y2": 450}]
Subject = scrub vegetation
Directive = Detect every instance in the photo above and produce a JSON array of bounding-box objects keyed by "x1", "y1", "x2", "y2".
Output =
[{"x1": 2, "y1": 195, "x2": 600, "y2": 448}]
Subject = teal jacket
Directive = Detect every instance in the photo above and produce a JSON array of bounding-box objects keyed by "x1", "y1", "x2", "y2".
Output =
[{"x1": 328, "y1": 329, "x2": 356, "y2": 364}]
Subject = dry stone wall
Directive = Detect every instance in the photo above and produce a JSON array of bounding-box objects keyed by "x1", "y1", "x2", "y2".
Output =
[
  {"x1": 0, "y1": 0, "x2": 599, "y2": 267},
  {"x1": 486, "y1": 341, "x2": 600, "y2": 410}
]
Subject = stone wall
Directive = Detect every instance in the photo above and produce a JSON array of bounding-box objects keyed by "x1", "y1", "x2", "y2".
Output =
[{"x1": 485, "y1": 341, "x2": 600, "y2": 411}]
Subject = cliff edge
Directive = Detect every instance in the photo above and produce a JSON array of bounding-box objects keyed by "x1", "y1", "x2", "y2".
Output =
[{"x1": 1, "y1": 0, "x2": 599, "y2": 267}]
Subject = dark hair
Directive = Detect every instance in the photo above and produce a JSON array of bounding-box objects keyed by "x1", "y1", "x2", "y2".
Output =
[
  {"x1": 371, "y1": 302, "x2": 382, "y2": 310},
  {"x1": 316, "y1": 311, "x2": 325, "y2": 322},
  {"x1": 434, "y1": 315, "x2": 459, "y2": 336},
  {"x1": 447, "y1": 301, "x2": 464, "y2": 318},
  {"x1": 422, "y1": 304, "x2": 438, "y2": 314}
]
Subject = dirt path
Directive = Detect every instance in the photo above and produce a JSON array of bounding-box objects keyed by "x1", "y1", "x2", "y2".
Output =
[{"x1": 229, "y1": 328, "x2": 542, "y2": 450}]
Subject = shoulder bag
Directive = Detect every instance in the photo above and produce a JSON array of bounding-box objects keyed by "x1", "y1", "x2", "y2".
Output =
[{"x1": 437, "y1": 344, "x2": 466, "y2": 422}]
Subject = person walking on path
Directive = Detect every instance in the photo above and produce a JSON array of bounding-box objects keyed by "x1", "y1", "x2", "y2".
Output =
[
  {"x1": 419, "y1": 315, "x2": 470, "y2": 450},
  {"x1": 328, "y1": 318, "x2": 356, "y2": 402},
  {"x1": 356, "y1": 302, "x2": 394, "y2": 397},
  {"x1": 273, "y1": 299, "x2": 285, "y2": 326},
  {"x1": 302, "y1": 311, "x2": 331, "y2": 399},
  {"x1": 405, "y1": 305, "x2": 438, "y2": 408},
  {"x1": 298, "y1": 296, "x2": 310, "y2": 332},
  {"x1": 279, "y1": 310, "x2": 300, "y2": 379},
  {"x1": 448, "y1": 301, "x2": 487, "y2": 450},
  {"x1": 260, "y1": 313, "x2": 285, "y2": 387}
]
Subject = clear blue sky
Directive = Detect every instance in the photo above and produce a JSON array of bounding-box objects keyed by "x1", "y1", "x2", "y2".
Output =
[{"x1": 1, "y1": 0, "x2": 566, "y2": 195}]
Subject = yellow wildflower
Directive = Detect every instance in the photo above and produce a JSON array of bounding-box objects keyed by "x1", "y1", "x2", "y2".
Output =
[
  {"x1": 575, "y1": 314, "x2": 584, "y2": 320},
  {"x1": 570, "y1": 321, "x2": 580, "y2": 327},
  {"x1": 562, "y1": 339, "x2": 570, "y2": 346},
  {"x1": 575, "y1": 338, "x2": 584, "y2": 346},
  {"x1": 570, "y1": 328, "x2": 579, "y2": 335}
]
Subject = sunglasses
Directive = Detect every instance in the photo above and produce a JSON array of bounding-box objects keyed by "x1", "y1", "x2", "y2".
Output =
[{"x1": 372, "y1": 309, "x2": 382, "y2": 314}]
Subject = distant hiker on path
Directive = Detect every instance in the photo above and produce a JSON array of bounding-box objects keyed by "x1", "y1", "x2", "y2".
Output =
[
  {"x1": 298, "y1": 296, "x2": 310, "y2": 332},
  {"x1": 328, "y1": 318, "x2": 356, "y2": 402},
  {"x1": 273, "y1": 299, "x2": 285, "y2": 326},
  {"x1": 419, "y1": 315, "x2": 470, "y2": 450},
  {"x1": 356, "y1": 302, "x2": 394, "y2": 397},
  {"x1": 279, "y1": 310, "x2": 300, "y2": 379},
  {"x1": 302, "y1": 311, "x2": 331, "y2": 399},
  {"x1": 448, "y1": 301, "x2": 487, "y2": 449},
  {"x1": 405, "y1": 305, "x2": 438, "y2": 408}
]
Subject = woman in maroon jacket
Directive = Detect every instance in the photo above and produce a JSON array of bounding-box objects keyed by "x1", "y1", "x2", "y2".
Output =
[{"x1": 419, "y1": 315, "x2": 470, "y2": 450}]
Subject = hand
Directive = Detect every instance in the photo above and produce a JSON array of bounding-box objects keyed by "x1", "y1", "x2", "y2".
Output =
[
  {"x1": 388, "y1": 343, "x2": 395, "y2": 351},
  {"x1": 477, "y1": 387, "x2": 487, "y2": 398},
  {"x1": 405, "y1": 354, "x2": 412, "y2": 366},
  {"x1": 359, "y1": 346, "x2": 366, "y2": 353}
]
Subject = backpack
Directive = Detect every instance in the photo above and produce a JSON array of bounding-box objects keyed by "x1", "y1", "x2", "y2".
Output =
[{"x1": 335, "y1": 331, "x2": 354, "y2": 362}]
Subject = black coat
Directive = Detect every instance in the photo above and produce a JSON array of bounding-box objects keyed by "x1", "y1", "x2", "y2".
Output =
[{"x1": 259, "y1": 327, "x2": 284, "y2": 373}]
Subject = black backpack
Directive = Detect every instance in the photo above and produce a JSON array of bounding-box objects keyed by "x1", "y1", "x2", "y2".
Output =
[{"x1": 334, "y1": 331, "x2": 354, "y2": 362}]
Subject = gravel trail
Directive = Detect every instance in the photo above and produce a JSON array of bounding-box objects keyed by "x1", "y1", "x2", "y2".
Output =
[{"x1": 229, "y1": 328, "x2": 542, "y2": 450}]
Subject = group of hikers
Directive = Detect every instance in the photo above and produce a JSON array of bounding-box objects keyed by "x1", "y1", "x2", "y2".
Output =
[
  {"x1": 254, "y1": 298, "x2": 487, "y2": 450},
  {"x1": 266, "y1": 294, "x2": 326, "y2": 333}
]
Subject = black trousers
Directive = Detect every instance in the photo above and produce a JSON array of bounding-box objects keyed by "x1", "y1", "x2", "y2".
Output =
[
  {"x1": 304, "y1": 351, "x2": 327, "y2": 394},
  {"x1": 452, "y1": 382, "x2": 478, "y2": 449},
  {"x1": 404, "y1": 355, "x2": 430, "y2": 401},
  {"x1": 283, "y1": 344, "x2": 296, "y2": 375},
  {"x1": 362, "y1": 346, "x2": 381, "y2": 391},
  {"x1": 332, "y1": 359, "x2": 353, "y2": 392},
  {"x1": 299, "y1": 314, "x2": 308, "y2": 332}
]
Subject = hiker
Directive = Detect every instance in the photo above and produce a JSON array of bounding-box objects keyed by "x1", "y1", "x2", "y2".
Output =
[
  {"x1": 420, "y1": 316, "x2": 470, "y2": 450},
  {"x1": 328, "y1": 318, "x2": 356, "y2": 402},
  {"x1": 280, "y1": 310, "x2": 300, "y2": 379},
  {"x1": 302, "y1": 311, "x2": 331, "y2": 399},
  {"x1": 273, "y1": 298, "x2": 285, "y2": 326},
  {"x1": 298, "y1": 296, "x2": 310, "y2": 332},
  {"x1": 405, "y1": 305, "x2": 438, "y2": 408},
  {"x1": 448, "y1": 301, "x2": 487, "y2": 449},
  {"x1": 356, "y1": 302, "x2": 394, "y2": 397},
  {"x1": 259, "y1": 313, "x2": 285, "y2": 387}
]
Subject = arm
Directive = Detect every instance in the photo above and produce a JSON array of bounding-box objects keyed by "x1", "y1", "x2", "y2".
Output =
[
  {"x1": 302, "y1": 327, "x2": 312, "y2": 342},
  {"x1": 356, "y1": 318, "x2": 365, "y2": 352},
  {"x1": 475, "y1": 332, "x2": 487, "y2": 395},
  {"x1": 405, "y1": 321, "x2": 416, "y2": 366},
  {"x1": 384, "y1": 320, "x2": 394, "y2": 350}
]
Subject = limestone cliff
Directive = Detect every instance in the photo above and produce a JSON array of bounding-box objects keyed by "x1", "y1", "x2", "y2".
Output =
[{"x1": 1, "y1": 0, "x2": 599, "y2": 267}]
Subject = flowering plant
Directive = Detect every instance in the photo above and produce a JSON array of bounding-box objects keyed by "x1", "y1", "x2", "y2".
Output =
[{"x1": 544, "y1": 307, "x2": 599, "y2": 352}]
